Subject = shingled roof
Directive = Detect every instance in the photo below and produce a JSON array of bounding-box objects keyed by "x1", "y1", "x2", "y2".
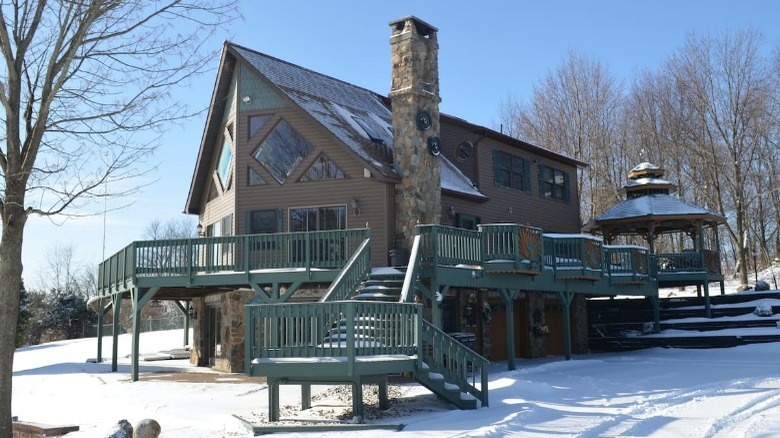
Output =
[{"x1": 186, "y1": 42, "x2": 584, "y2": 213}]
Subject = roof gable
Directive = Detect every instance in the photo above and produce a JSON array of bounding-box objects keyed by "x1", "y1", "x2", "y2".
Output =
[{"x1": 186, "y1": 41, "x2": 576, "y2": 214}]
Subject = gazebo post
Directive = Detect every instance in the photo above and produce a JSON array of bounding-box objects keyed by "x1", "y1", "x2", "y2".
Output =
[
  {"x1": 698, "y1": 221, "x2": 712, "y2": 318},
  {"x1": 715, "y1": 226, "x2": 726, "y2": 295}
]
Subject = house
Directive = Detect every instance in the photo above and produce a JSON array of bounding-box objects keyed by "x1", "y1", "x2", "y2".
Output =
[
  {"x1": 182, "y1": 16, "x2": 588, "y2": 370},
  {"x1": 96, "y1": 17, "x2": 657, "y2": 418}
]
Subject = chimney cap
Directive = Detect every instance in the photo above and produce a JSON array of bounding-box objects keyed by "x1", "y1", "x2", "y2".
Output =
[{"x1": 389, "y1": 16, "x2": 438, "y2": 36}]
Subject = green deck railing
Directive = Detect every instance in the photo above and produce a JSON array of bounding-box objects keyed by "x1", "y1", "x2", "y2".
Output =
[
  {"x1": 417, "y1": 225, "x2": 483, "y2": 267},
  {"x1": 321, "y1": 236, "x2": 372, "y2": 302},
  {"x1": 652, "y1": 249, "x2": 721, "y2": 275},
  {"x1": 244, "y1": 301, "x2": 421, "y2": 369},
  {"x1": 542, "y1": 233, "x2": 604, "y2": 276},
  {"x1": 98, "y1": 228, "x2": 370, "y2": 296},
  {"x1": 420, "y1": 320, "x2": 489, "y2": 407},
  {"x1": 604, "y1": 245, "x2": 650, "y2": 282},
  {"x1": 479, "y1": 224, "x2": 544, "y2": 271}
]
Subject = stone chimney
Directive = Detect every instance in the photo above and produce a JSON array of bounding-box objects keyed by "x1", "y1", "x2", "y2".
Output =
[{"x1": 389, "y1": 16, "x2": 442, "y2": 251}]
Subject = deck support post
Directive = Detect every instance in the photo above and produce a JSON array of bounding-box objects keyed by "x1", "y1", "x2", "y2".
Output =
[
  {"x1": 131, "y1": 289, "x2": 142, "y2": 382},
  {"x1": 556, "y1": 290, "x2": 574, "y2": 361},
  {"x1": 131, "y1": 287, "x2": 161, "y2": 382},
  {"x1": 378, "y1": 377, "x2": 389, "y2": 410},
  {"x1": 183, "y1": 303, "x2": 190, "y2": 347},
  {"x1": 111, "y1": 294, "x2": 122, "y2": 372},
  {"x1": 352, "y1": 378, "x2": 364, "y2": 422},
  {"x1": 719, "y1": 281, "x2": 725, "y2": 296},
  {"x1": 269, "y1": 380, "x2": 280, "y2": 421},
  {"x1": 96, "y1": 297, "x2": 108, "y2": 363},
  {"x1": 649, "y1": 295, "x2": 660, "y2": 332},
  {"x1": 500, "y1": 289, "x2": 519, "y2": 371},
  {"x1": 301, "y1": 384, "x2": 311, "y2": 410},
  {"x1": 703, "y1": 281, "x2": 712, "y2": 318}
]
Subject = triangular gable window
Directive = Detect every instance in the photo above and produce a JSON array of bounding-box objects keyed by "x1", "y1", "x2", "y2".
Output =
[
  {"x1": 207, "y1": 179, "x2": 218, "y2": 201},
  {"x1": 252, "y1": 119, "x2": 313, "y2": 184},
  {"x1": 300, "y1": 154, "x2": 345, "y2": 181},
  {"x1": 248, "y1": 166, "x2": 266, "y2": 186},
  {"x1": 249, "y1": 115, "x2": 271, "y2": 139}
]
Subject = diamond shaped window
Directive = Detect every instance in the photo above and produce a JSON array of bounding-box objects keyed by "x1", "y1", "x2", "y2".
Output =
[{"x1": 252, "y1": 119, "x2": 313, "y2": 184}]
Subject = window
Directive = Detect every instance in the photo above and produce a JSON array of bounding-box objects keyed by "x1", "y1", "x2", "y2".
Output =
[
  {"x1": 456, "y1": 141, "x2": 473, "y2": 161},
  {"x1": 300, "y1": 154, "x2": 345, "y2": 181},
  {"x1": 493, "y1": 149, "x2": 530, "y2": 192},
  {"x1": 289, "y1": 205, "x2": 347, "y2": 265},
  {"x1": 539, "y1": 164, "x2": 569, "y2": 201},
  {"x1": 252, "y1": 119, "x2": 313, "y2": 184},
  {"x1": 249, "y1": 209, "x2": 279, "y2": 234},
  {"x1": 248, "y1": 167, "x2": 266, "y2": 186},
  {"x1": 217, "y1": 138, "x2": 233, "y2": 189},
  {"x1": 249, "y1": 115, "x2": 272, "y2": 138},
  {"x1": 290, "y1": 206, "x2": 346, "y2": 232},
  {"x1": 248, "y1": 209, "x2": 280, "y2": 249}
]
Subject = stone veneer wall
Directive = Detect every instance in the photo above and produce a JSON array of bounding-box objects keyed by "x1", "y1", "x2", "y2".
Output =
[
  {"x1": 213, "y1": 289, "x2": 255, "y2": 373},
  {"x1": 389, "y1": 17, "x2": 442, "y2": 250},
  {"x1": 189, "y1": 290, "x2": 254, "y2": 373}
]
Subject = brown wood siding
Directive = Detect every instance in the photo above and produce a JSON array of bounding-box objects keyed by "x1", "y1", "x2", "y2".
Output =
[
  {"x1": 199, "y1": 121, "x2": 236, "y2": 234},
  {"x1": 440, "y1": 121, "x2": 581, "y2": 233},
  {"x1": 234, "y1": 105, "x2": 393, "y2": 266}
]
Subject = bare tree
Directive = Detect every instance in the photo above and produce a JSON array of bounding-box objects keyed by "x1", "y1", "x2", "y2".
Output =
[
  {"x1": 666, "y1": 28, "x2": 774, "y2": 286},
  {"x1": 0, "y1": 2, "x2": 238, "y2": 435},
  {"x1": 499, "y1": 51, "x2": 626, "y2": 223}
]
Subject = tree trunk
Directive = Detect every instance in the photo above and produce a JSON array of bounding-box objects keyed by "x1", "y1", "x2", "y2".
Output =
[{"x1": 0, "y1": 203, "x2": 26, "y2": 438}]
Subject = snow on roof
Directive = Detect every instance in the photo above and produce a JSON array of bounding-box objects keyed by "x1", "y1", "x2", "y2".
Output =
[
  {"x1": 594, "y1": 193, "x2": 724, "y2": 222},
  {"x1": 440, "y1": 156, "x2": 487, "y2": 199},
  {"x1": 233, "y1": 44, "x2": 490, "y2": 198},
  {"x1": 625, "y1": 177, "x2": 673, "y2": 187},
  {"x1": 631, "y1": 162, "x2": 660, "y2": 172}
]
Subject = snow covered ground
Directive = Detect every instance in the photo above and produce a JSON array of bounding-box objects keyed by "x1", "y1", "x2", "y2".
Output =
[
  {"x1": 12, "y1": 311, "x2": 780, "y2": 437},
  {"x1": 12, "y1": 269, "x2": 780, "y2": 436}
]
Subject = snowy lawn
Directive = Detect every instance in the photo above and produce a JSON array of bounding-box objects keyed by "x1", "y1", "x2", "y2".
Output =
[{"x1": 12, "y1": 327, "x2": 780, "y2": 437}]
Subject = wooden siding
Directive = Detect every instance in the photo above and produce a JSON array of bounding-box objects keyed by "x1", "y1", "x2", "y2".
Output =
[
  {"x1": 440, "y1": 121, "x2": 581, "y2": 233},
  {"x1": 200, "y1": 122, "x2": 236, "y2": 234},
  {"x1": 233, "y1": 105, "x2": 393, "y2": 266}
]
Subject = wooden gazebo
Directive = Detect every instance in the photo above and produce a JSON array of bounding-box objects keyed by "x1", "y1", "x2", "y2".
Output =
[{"x1": 583, "y1": 163, "x2": 726, "y2": 317}]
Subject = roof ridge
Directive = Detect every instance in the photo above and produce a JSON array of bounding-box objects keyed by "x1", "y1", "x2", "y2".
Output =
[{"x1": 226, "y1": 41, "x2": 386, "y2": 101}]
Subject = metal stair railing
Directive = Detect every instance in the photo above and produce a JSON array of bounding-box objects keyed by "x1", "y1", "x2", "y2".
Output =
[{"x1": 418, "y1": 320, "x2": 489, "y2": 407}]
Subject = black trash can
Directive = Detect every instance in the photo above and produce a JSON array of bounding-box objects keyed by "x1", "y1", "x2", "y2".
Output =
[
  {"x1": 388, "y1": 248, "x2": 410, "y2": 267},
  {"x1": 448, "y1": 332, "x2": 476, "y2": 352}
]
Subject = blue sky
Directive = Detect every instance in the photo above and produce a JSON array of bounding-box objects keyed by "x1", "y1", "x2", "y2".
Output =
[{"x1": 23, "y1": 0, "x2": 780, "y2": 287}]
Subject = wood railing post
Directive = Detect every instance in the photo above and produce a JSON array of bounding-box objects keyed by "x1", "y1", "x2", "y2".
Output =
[{"x1": 346, "y1": 302, "x2": 355, "y2": 376}]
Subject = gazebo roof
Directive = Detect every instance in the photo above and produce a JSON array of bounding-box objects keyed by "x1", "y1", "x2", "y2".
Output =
[{"x1": 583, "y1": 193, "x2": 725, "y2": 236}]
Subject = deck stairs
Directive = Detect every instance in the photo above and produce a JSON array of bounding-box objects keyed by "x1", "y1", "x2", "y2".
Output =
[
  {"x1": 321, "y1": 266, "x2": 485, "y2": 410},
  {"x1": 588, "y1": 290, "x2": 780, "y2": 351},
  {"x1": 351, "y1": 267, "x2": 405, "y2": 302}
]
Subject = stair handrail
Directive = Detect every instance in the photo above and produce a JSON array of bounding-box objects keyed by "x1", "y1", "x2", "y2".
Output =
[
  {"x1": 399, "y1": 233, "x2": 423, "y2": 303},
  {"x1": 321, "y1": 236, "x2": 372, "y2": 302},
  {"x1": 419, "y1": 320, "x2": 489, "y2": 407}
]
